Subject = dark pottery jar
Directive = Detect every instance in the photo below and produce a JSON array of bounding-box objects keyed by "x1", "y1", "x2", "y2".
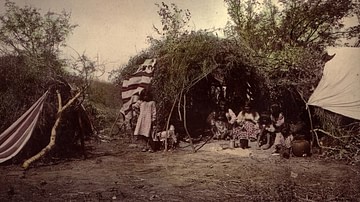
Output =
[{"x1": 291, "y1": 139, "x2": 311, "y2": 157}]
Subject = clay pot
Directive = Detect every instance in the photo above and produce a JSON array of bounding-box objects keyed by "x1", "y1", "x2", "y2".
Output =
[
  {"x1": 291, "y1": 139, "x2": 311, "y2": 157},
  {"x1": 239, "y1": 139, "x2": 249, "y2": 149}
]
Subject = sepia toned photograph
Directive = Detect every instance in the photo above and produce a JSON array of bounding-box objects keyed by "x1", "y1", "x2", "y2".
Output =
[{"x1": 1, "y1": 0, "x2": 359, "y2": 201}]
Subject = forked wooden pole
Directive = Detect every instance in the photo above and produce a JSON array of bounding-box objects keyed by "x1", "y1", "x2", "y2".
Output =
[{"x1": 22, "y1": 90, "x2": 82, "y2": 169}]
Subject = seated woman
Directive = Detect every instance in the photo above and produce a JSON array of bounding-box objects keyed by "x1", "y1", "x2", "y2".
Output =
[
  {"x1": 212, "y1": 112, "x2": 231, "y2": 140},
  {"x1": 232, "y1": 102, "x2": 260, "y2": 142},
  {"x1": 257, "y1": 113, "x2": 275, "y2": 150},
  {"x1": 270, "y1": 104, "x2": 292, "y2": 155},
  {"x1": 270, "y1": 104, "x2": 285, "y2": 131},
  {"x1": 273, "y1": 123, "x2": 293, "y2": 158},
  {"x1": 207, "y1": 100, "x2": 235, "y2": 140},
  {"x1": 219, "y1": 100, "x2": 237, "y2": 125}
]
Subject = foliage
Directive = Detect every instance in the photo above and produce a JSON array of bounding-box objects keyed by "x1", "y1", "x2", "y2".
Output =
[
  {"x1": 0, "y1": 0, "x2": 76, "y2": 129},
  {"x1": 111, "y1": 2, "x2": 268, "y2": 136},
  {"x1": 110, "y1": 50, "x2": 153, "y2": 84},
  {"x1": 0, "y1": 55, "x2": 46, "y2": 131},
  {"x1": 0, "y1": 1, "x2": 100, "y2": 164},
  {"x1": 150, "y1": 2, "x2": 191, "y2": 41},
  {"x1": 225, "y1": 0, "x2": 358, "y2": 50},
  {"x1": 70, "y1": 55, "x2": 97, "y2": 84},
  {"x1": 116, "y1": 2, "x2": 263, "y2": 133},
  {"x1": 314, "y1": 108, "x2": 360, "y2": 163},
  {"x1": 87, "y1": 80, "x2": 121, "y2": 108},
  {"x1": 277, "y1": 0, "x2": 355, "y2": 47},
  {"x1": 224, "y1": 0, "x2": 359, "y2": 112},
  {"x1": 0, "y1": 0, "x2": 76, "y2": 76},
  {"x1": 113, "y1": 1, "x2": 359, "y2": 159},
  {"x1": 225, "y1": 0, "x2": 360, "y2": 160},
  {"x1": 0, "y1": 0, "x2": 75, "y2": 54}
]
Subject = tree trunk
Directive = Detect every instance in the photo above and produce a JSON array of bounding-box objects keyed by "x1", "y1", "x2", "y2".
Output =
[{"x1": 22, "y1": 90, "x2": 82, "y2": 169}]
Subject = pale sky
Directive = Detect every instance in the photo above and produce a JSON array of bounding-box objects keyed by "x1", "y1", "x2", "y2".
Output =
[{"x1": 2, "y1": 0, "x2": 230, "y2": 81}]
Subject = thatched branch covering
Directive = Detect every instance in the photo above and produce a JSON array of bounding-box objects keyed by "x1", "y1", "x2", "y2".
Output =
[{"x1": 118, "y1": 31, "x2": 264, "y2": 136}]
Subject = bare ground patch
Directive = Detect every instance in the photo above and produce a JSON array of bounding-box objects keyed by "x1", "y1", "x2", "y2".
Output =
[{"x1": 1, "y1": 137, "x2": 360, "y2": 201}]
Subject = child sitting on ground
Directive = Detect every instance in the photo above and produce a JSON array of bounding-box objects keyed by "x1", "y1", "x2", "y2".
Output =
[
  {"x1": 212, "y1": 112, "x2": 231, "y2": 140},
  {"x1": 270, "y1": 104, "x2": 287, "y2": 155},
  {"x1": 257, "y1": 114, "x2": 275, "y2": 150},
  {"x1": 207, "y1": 100, "x2": 235, "y2": 140},
  {"x1": 274, "y1": 123, "x2": 293, "y2": 158}
]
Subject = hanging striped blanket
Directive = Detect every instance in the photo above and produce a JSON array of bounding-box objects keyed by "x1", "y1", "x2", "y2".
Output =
[
  {"x1": 0, "y1": 91, "x2": 48, "y2": 163},
  {"x1": 120, "y1": 59, "x2": 156, "y2": 119}
]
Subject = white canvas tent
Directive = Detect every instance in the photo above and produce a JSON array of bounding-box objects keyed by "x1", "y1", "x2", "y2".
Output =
[{"x1": 308, "y1": 47, "x2": 360, "y2": 120}]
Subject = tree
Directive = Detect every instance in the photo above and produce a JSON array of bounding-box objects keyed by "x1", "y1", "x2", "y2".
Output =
[
  {"x1": 278, "y1": 0, "x2": 356, "y2": 47},
  {"x1": 0, "y1": 1, "x2": 98, "y2": 165},
  {"x1": 0, "y1": 0, "x2": 77, "y2": 75},
  {"x1": 225, "y1": 0, "x2": 360, "y2": 161},
  {"x1": 224, "y1": 0, "x2": 360, "y2": 105},
  {"x1": 0, "y1": 0, "x2": 78, "y2": 131},
  {"x1": 151, "y1": 2, "x2": 191, "y2": 41},
  {"x1": 225, "y1": 0, "x2": 358, "y2": 50}
]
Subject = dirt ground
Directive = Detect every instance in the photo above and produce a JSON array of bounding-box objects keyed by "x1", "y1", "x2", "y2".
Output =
[{"x1": 1, "y1": 134, "x2": 360, "y2": 202}]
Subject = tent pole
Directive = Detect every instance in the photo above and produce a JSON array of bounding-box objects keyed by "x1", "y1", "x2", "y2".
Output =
[
  {"x1": 296, "y1": 88, "x2": 315, "y2": 151},
  {"x1": 109, "y1": 110, "x2": 123, "y2": 137},
  {"x1": 306, "y1": 104, "x2": 315, "y2": 151},
  {"x1": 183, "y1": 94, "x2": 196, "y2": 153}
]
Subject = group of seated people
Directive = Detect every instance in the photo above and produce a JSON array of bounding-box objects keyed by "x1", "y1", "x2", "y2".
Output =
[{"x1": 207, "y1": 100, "x2": 293, "y2": 154}]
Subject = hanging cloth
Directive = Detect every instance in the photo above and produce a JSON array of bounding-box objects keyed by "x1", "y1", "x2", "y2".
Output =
[
  {"x1": 0, "y1": 91, "x2": 48, "y2": 163},
  {"x1": 308, "y1": 47, "x2": 360, "y2": 120},
  {"x1": 119, "y1": 58, "x2": 156, "y2": 129}
]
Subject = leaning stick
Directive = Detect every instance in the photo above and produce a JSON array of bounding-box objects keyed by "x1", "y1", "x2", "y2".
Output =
[
  {"x1": 183, "y1": 94, "x2": 195, "y2": 153},
  {"x1": 195, "y1": 131, "x2": 215, "y2": 152},
  {"x1": 165, "y1": 94, "x2": 179, "y2": 151},
  {"x1": 22, "y1": 90, "x2": 82, "y2": 169},
  {"x1": 109, "y1": 110, "x2": 123, "y2": 137}
]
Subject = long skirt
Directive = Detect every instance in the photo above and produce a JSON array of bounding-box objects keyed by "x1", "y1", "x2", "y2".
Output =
[
  {"x1": 274, "y1": 133, "x2": 293, "y2": 148},
  {"x1": 232, "y1": 121, "x2": 260, "y2": 140}
]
